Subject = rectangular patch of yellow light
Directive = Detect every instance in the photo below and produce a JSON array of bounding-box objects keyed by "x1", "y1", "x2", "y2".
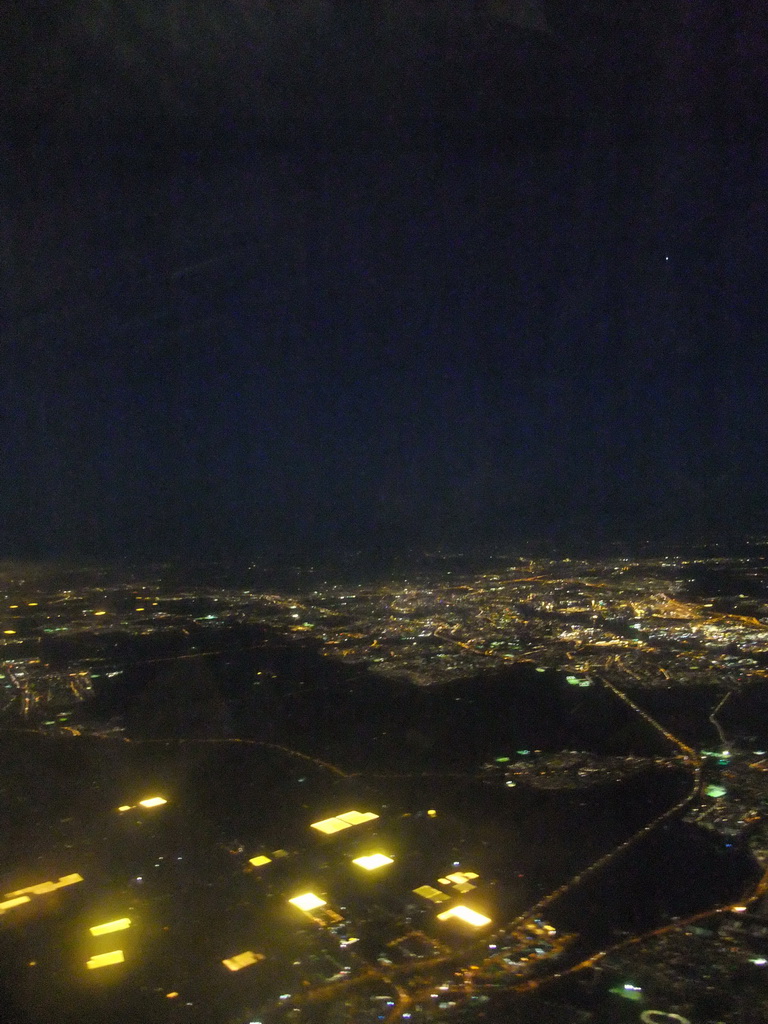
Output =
[
  {"x1": 0, "y1": 895, "x2": 31, "y2": 914},
  {"x1": 249, "y1": 855, "x2": 271, "y2": 867},
  {"x1": 445, "y1": 871, "x2": 479, "y2": 884},
  {"x1": 138, "y1": 797, "x2": 167, "y2": 808},
  {"x1": 27, "y1": 882, "x2": 58, "y2": 895},
  {"x1": 90, "y1": 918, "x2": 131, "y2": 937},
  {"x1": 453, "y1": 881, "x2": 476, "y2": 893},
  {"x1": 6, "y1": 874, "x2": 83, "y2": 899},
  {"x1": 413, "y1": 885, "x2": 450, "y2": 903},
  {"x1": 337, "y1": 810, "x2": 379, "y2": 825},
  {"x1": 352, "y1": 854, "x2": 393, "y2": 871},
  {"x1": 56, "y1": 873, "x2": 84, "y2": 888},
  {"x1": 289, "y1": 892, "x2": 327, "y2": 912},
  {"x1": 222, "y1": 950, "x2": 264, "y2": 971},
  {"x1": 436, "y1": 906, "x2": 491, "y2": 928},
  {"x1": 117, "y1": 805, "x2": 132, "y2": 812},
  {"x1": 86, "y1": 950, "x2": 125, "y2": 969},
  {"x1": 310, "y1": 817, "x2": 351, "y2": 834}
]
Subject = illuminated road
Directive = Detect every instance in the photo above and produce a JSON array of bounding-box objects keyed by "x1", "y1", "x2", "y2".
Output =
[
  {"x1": 709, "y1": 690, "x2": 731, "y2": 749},
  {"x1": 479, "y1": 673, "x2": 701, "y2": 950}
]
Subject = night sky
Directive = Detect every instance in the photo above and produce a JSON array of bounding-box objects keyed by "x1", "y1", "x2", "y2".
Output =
[{"x1": 2, "y1": 1, "x2": 767, "y2": 561}]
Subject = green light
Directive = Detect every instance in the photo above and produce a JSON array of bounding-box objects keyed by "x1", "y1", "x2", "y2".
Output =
[
  {"x1": 609, "y1": 984, "x2": 642, "y2": 1002},
  {"x1": 705, "y1": 785, "x2": 727, "y2": 798}
]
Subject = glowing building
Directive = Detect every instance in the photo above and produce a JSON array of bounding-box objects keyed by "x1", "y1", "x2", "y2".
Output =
[
  {"x1": 436, "y1": 905, "x2": 492, "y2": 928},
  {"x1": 289, "y1": 892, "x2": 327, "y2": 912},
  {"x1": 352, "y1": 854, "x2": 393, "y2": 871},
  {"x1": 222, "y1": 951, "x2": 264, "y2": 972},
  {"x1": 89, "y1": 918, "x2": 131, "y2": 937},
  {"x1": 413, "y1": 885, "x2": 450, "y2": 904},
  {"x1": 5, "y1": 874, "x2": 83, "y2": 899},
  {"x1": 0, "y1": 895, "x2": 30, "y2": 915},
  {"x1": 310, "y1": 810, "x2": 379, "y2": 835},
  {"x1": 86, "y1": 950, "x2": 125, "y2": 969}
]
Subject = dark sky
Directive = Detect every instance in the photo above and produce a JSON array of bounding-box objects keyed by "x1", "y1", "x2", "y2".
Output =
[{"x1": 2, "y1": 1, "x2": 767, "y2": 560}]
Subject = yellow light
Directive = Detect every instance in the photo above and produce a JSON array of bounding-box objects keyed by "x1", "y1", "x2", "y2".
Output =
[
  {"x1": 413, "y1": 885, "x2": 449, "y2": 903},
  {"x1": 166, "y1": 992, "x2": 179, "y2": 999},
  {"x1": 445, "y1": 871, "x2": 479, "y2": 885},
  {"x1": 427, "y1": 809, "x2": 437, "y2": 817},
  {"x1": 310, "y1": 817, "x2": 351, "y2": 835},
  {"x1": 138, "y1": 797, "x2": 167, "y2": 808},
  {"x1": 352, "y1": 854, "x2": 393, "y2": 871},
  {"x1": 9, "y1": 605, "x2": 18, "y2": 609},
  {"x1": 310, "y1": 810, "x2": 379, "y2": 834},
  {"x1": 288, "y1": 892, "x2": 326, "y2": 912},
  {"x1": 249, "y1": 855, "x2": 271, "y2": 867},
  {"x1": 6, "y1": 874, "x2": 83, "y2": 898},
  {"x1": 86, "y1": 950, "x2": 125, "y2": 969},
  {"x1": 222, "y1": 950, "x2": 264, "y2": 971},
  {"x1": 89, "y1": 918, "x2": 131, "y2": 937},
  {"x1": 436, "y1": 906, "x2": 492, "y2": 928},
  {"x1": 3, "y1": 630, "x2": 16, "y2": 635},
  {"x1": 28, "y1": 603, "x2": 38, "y2": 607},
  {"x1": 117, "y1": 805, "x2": 132, "y2": 812},
  {"x1": 337, "y1": 810, "x2": 378, "y2": 825},
  {"x1": 0, "y1": 895, "x2": 31, "y2": 914},
  {"x1": 93, "y1": 610, "x2": 107, "y2": 616},
  {"x1": 56, "y1": 873, "x2": 84, "y2": 888},
  {"x1": 732, "y1": 905, "x2": 748, "y2": 913},
  {"x1": 135, "y1": 607, "x2": 145, "y2": 611},
  {"x1": 34, "y1": 882, "x2": 60, "y2": 894}
]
